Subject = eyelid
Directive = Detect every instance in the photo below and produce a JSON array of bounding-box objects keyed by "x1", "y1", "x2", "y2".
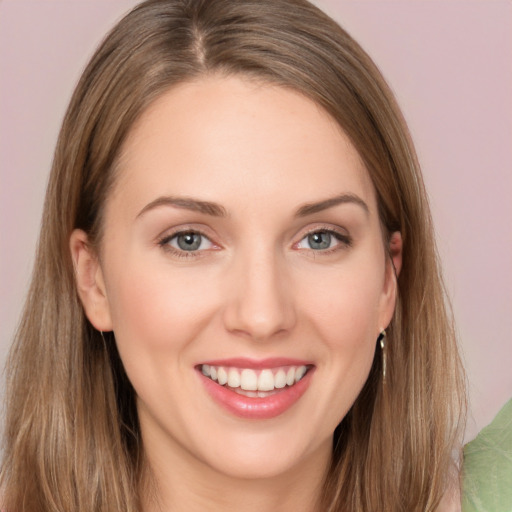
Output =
[
  {"x1": 167, "y1": 232, "x2": 213, "y2": 251},
  {"x1": 155, "y1": 223, "x2": 351, "y2": 258},
  {"x1": 293, "y1": 224, "x2": 352, "y2": 251},
  {"x1": 156, "y1": 223, "x2": 218, "y2": 243},
  {"x1": 156, "y1": 225, "x2": 221, "y2": 258}
]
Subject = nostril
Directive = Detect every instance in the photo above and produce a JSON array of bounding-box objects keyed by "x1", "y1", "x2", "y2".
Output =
[
  {"x1": 223, "y1": 298, "x2": 296, "y2": 341},
  {"x1": 220, "y1": 256, "x2": 297, "y2": 340}
]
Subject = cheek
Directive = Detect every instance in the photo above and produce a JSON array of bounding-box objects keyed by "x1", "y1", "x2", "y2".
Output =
[
  {"x1": 294, "y1": 256, "x2": 384, "y2": 409},
  {"x1": 309, "y1": 302, "x2": 378, "y2": 426},
  {"x1": 103, "y1": 258, "x2": 225, "y2": 417},
  {"x1": 314, "y1": 276, "x2": 379, "y2": 376},
  {"x1": 298, "y1": 256, "x2": 385, "y2": 341},
  {"x1": 105, "y1": 256, "x2": 220, "y2": 356}
]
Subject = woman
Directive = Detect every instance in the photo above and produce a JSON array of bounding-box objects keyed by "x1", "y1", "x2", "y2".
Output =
[{"x1": 0, "y1": 0, "x2": 466, "y2": 510}]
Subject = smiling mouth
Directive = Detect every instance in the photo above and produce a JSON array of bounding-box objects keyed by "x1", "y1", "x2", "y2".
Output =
[{"x1": 199, "y1": 364, "x2": 310, "y2": 397}]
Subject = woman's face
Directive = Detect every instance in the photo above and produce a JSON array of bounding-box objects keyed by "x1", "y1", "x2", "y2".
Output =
[{"x1": 73, "y1": 75, "x2": 399, "y2": 482}]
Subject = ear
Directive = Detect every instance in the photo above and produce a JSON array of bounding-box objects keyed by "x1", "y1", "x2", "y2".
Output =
[
  {"x1": 388, "y1": 231, "x2": 402, "y2": 277},
  {"x1": 378, "y1": 231, "x2": 403, "y2": 330},
  {"x1": 69, "y1": 229, "x2": 113, "y2": 331}
]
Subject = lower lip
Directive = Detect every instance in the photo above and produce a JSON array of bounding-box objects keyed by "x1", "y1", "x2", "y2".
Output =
[{"x1": 198, "y1": 368, "x2": 314, "y2": 419}]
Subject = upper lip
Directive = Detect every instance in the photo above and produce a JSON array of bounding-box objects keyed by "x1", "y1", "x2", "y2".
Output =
[{"x1": 197, "y1": 357, "x2": 314, "y2": 369}]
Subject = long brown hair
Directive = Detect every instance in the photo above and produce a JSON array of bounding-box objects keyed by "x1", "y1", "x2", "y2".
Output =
[{"x1": 1, "y1": 1, "x2": 466, "y2": 510}]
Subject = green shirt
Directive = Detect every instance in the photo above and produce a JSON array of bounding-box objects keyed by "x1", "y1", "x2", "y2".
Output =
[{"x1": 462, "y1": 398, "x2": 512, "y2": 511}]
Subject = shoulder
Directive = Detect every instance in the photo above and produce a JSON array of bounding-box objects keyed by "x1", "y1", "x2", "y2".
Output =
[{"x1": 462, "y1": 398, "x2": 512, "y2": 511}]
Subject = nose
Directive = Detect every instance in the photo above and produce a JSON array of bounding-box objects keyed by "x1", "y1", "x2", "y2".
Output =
[{"x1": 222, "y1": 249, "x2": 297, "y2": 341}]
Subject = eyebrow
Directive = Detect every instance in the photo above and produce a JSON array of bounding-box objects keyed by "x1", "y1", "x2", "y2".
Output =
[
  {"x1": 295, "y1": 193, "x2": 369, "y2": 217},
  {"x1": 136, "y1": 192, "x2": 369, "y2": 220},
  {"x1": 136, "y1": 196, "x2": 227, "y2": 218}
]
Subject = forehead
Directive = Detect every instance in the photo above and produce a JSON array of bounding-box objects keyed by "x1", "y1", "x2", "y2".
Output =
[{"x1": 110, "y1": 75, "x2": 376, "y2": 217}]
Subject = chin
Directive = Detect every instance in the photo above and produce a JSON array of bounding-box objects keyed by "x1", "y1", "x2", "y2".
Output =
[
  {"x1": 192, "y1": 426, "x2": 332, "y2": 482},
  {"x1": 203, "y1": 448, "x2": 312, "y2": 481}
]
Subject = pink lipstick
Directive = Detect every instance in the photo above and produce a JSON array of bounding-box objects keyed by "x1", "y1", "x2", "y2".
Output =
[{"x1": 197, "y1": 358, "x2": 314, "y2": 419}]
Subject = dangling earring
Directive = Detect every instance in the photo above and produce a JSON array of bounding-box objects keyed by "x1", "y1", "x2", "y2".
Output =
[{"x1": 377, "y1": 329, "x2": 387, "y2": 381}]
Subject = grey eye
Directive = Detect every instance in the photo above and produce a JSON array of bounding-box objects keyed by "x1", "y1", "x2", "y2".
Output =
[
  {"x1": 171, "y1": 232, "x2": 209, "y2": 251},
  {"x1": 307, "y1": 231, "x2": 332, "y2": 250}
]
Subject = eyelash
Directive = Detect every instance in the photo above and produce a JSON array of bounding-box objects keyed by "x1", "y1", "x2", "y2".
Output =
[
  {"x1": 157, "y1": 226, "x2": 352, "y2": 259},
  {"x1": 157, "y1": 229, "x2": 216, "y2": 259},
  {"x1": 295, "y1": 226, "x2": 352, "y2": 254}
]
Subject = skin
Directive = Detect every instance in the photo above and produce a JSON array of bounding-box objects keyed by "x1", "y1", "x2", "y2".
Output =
[{"x1": 71, "y1": 75, "x2": 402, "y2": 512}]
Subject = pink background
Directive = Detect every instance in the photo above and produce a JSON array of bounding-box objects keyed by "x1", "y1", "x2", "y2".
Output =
[{"x1": 1, "y1": 0, "x2": 511, "y2": 442}]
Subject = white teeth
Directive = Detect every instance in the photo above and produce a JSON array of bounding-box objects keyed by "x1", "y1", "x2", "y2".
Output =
[
  {"x1": 237, "y1": 389, "x2": 259, "y2": 398},
  {"x1": 227, "y1": 367, "x2": 240, "y2": 387},
  {"x1": 295, "y1": 365, "x2": 307, "y2": 382},
  {"x1": 286, "y1": 367, "x2": 295, "y2": 386},
  {"x1": 240, "y1": 369, "x2": 258, "y2": 391},
  {"x1": 201, "y1": 364, "x2": 310, "y2": 392},
  {"x1": 217, "y1": 367, "x2": 228, "y2": 385},
  {"x1": 258, "y1": 369, "x2": 275, "y2": 391},
  {"x1": 274, "y1": 369, "x2": 287, "y2": 389}
]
